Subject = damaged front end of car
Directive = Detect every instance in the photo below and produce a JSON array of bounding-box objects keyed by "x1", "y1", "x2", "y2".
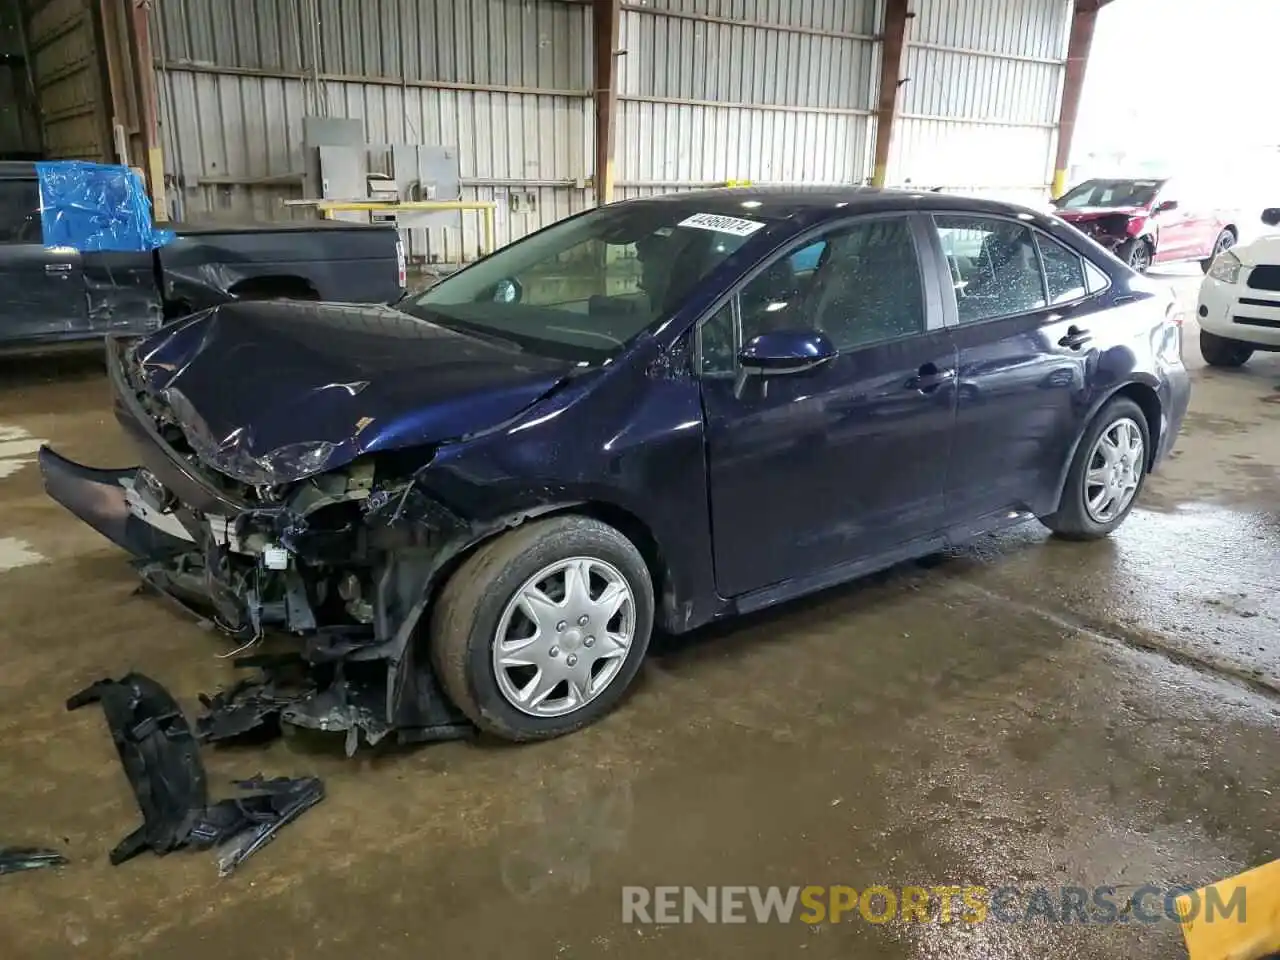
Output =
[{"x1": 39, "y1": 331, "x2": 556, "y2": 751}]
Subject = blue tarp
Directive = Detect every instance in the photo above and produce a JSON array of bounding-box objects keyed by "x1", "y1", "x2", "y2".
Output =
[{"x1": 35, "y1": 160, "x2": 175, "y2": 253}]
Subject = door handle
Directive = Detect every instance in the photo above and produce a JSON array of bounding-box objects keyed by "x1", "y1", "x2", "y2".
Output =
[
  {"x1": 908, "y1": 363, "x2": 956, "y2": 394},
  {"x1": 44, "y1": 263, "x2": 73, "y2": 275},
  {"x1": 1058, "y1": 325, "x2": 1092, "y2": 350}
]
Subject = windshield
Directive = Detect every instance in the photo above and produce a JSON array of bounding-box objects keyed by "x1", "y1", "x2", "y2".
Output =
[
  {"x1": 401, "y1": 203, "x2": 771, "y2": 361},
  {"x1": 1056, "y1": 179, "x2": 1162, "y2": 210}
]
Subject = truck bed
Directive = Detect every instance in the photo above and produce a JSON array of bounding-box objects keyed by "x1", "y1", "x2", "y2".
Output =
[{"x1": 172, "y1": 219, "x2": 391, "y2": 235}]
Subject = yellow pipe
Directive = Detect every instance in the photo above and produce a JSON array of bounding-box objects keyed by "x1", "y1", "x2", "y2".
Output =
[
  {"x1": 314, "y1": 200, "x2": 499, "y2": 255},
  {"x1": 316, "y1": 200, "x2": 497, "y2": 212}
]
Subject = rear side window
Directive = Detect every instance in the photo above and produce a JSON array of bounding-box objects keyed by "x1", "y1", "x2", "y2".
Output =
[
  {"x1": 0, "y1": 179, "x2": 41, "y2": 244},
  {"x1": 1036, "y1": 233, "x2": 1087, "y2": 304},
  {"x1": 932, "y1": 215, "x2": 1046, "y2": 324},
  {"x1": 1084, "y1": 260, "x2": 1110, "y2": 294}
]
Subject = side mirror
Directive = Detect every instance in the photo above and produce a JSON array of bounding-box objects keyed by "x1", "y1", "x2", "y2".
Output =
[
  {"x1": 1153, "y1": 199, "x2": 1179, "y2": 215},
  {"x1": 1261, "y1": 208, "x2": 1280, "y2": 227},
  {"x1": 734, "y1": 329, "x2": 837, "y2": 397}
]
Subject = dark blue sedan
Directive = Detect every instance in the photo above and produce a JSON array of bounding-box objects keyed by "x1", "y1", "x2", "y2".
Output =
[{"x1": 40, "y1": 188, "x2": 1190, "y2": 744}]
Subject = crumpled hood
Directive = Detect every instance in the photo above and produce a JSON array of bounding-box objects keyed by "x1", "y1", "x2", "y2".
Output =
[
  {"x1": 1056, "y1": 206, "x2": 1146, "y2": 221},
  {"x1": 132, "y1": 300, "x2": 573, "y2": 484}
]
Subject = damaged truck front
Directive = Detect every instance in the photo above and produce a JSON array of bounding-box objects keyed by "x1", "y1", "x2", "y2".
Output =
[{"x1": 39, "y1": 299, "x2": 584, "y2": 750}]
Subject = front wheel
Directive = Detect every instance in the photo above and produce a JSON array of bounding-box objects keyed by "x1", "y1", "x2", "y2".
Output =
[
  {"x1": 430, "y1": 515, "x2": 654, "y2": 741},
  {"x1": 1199, "y1": 330, "x2": 1254, "y2": 368},
  {"x1": 1117, "y1": 238, "x2": 1153, "y2": 274},
  {"x1": 1039, "y1": 397, "x2": 1150, "y2": 540},
  {"x1": 1200, "y1": 229, "x2": 1236, "y2": 273}
]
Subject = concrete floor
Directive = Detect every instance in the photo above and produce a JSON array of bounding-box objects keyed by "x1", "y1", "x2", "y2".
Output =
[{"x1": 0, "y1": 267, "x2": 1277, "y2": 959}]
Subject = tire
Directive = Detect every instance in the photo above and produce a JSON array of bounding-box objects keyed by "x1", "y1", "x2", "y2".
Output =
[
  {"x1": 430, "y1": 515, "x2": 655, "y2": 741},
  {"x1": 1117, "y1": 238, "x2": 1153, "y2": 274},
  {"x1": 1199, "y1": 330, "x2": 1253, "y2": 368},
  {"x1": 1039, "y1": 397, "x2": 1150, "y2": 541},
  {"x1": 1200, "y1": 229, "x2": 1236, "y2": 274}
]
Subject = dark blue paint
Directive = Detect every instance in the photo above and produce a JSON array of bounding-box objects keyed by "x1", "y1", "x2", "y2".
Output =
[
  {"x1": 133, "y1": 300, "x2": 573, "y2": 483},
  {"x1": 127, "y1": 187, "x2": 1191, "y2": 634},
  {"x1": 739, "y1": 329, "x2": 837, "y2": 370}
]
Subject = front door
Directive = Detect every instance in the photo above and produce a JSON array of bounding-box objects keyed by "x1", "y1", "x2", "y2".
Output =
[
  {"x1": 698, "y1": 215, "x2": 958, "y2": 599},
  {"x1": 0, "y1": 176, "x2": 87, "y2": 343},
  {"x1": 928, "y1": 214, "x2": 1096, "y2": 523},
  {"x1": 1150, "y1": 180, "x2": 1204, "y2": 263}
]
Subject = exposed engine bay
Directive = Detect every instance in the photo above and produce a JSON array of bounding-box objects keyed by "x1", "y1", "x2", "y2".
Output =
[{"x1": 37, "y1": 328, "x2": 569, "y2": 750}]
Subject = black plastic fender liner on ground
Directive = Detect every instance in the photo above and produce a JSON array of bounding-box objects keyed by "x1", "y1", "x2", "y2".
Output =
[
  {"x1": 69, "y1": 672, "x2": 327, "y2": 873},
  {"x1": 67, "y1": 672, "x2": 208, "y2": 865}
]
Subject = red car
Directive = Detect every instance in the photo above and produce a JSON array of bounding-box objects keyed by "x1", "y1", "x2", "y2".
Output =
[{"x1": 1051, "y1": 177, "x2": 1237, "y2": 274}]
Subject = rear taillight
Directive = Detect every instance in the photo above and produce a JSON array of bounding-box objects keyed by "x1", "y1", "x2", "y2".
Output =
[
  {"x1": 1125, "y1": 216, "x2": 1148, "y2": 237},
  {"x1": 395, "y1": 238, "x2": 407, "y2": 289}
]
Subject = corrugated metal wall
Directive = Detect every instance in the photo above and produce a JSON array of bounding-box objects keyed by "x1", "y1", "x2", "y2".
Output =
[
  {"x1": 23, "y1": 0, "x2": 113, "y2": 161},
  {"x1": 616, "y1": 0, "x2": 880, "y2": 200},
  {"x1": 149, "y1": 0, "x2": 1072, "y2": 256},
  {"x1": 0, "y1": 0, "x2": 42, "y2": 157},
  {"x1": 890, "y1": 0, "x2": 1069, "y2": 202},
  {"x1": 152, "y1": 0, "x2": 593, "y2": 260}
]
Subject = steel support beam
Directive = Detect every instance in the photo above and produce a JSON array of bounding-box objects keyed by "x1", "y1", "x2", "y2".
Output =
[
  {"x1": 870, "y1": 0, "x2": 911, "y2": 188},
  {"x1": 593, "y1": 0, "x2": 622, "y2": 205},
  {"x1": 1051, "y1": 0, "x2": 1104, "y2": 199}
]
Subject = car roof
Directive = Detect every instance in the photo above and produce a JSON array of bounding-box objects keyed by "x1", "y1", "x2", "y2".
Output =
[{"x1": 622, "y1": 186, "x2": 1045, "y2": 226}]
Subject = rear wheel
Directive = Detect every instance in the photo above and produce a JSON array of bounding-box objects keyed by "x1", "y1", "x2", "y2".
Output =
[
  {"x1": 430, "y1": 516, "x2": 654, "y2": 741},
  {"x1": 1039, "y1": 397, "x2": 1149, "y2": 540},
  {"x1": 1200, "y1": 229, "x2": 1236, "y2": 273},
  {"x1": 1117, "y1": 238, "x2": 1153, "y2": 273},
  {"x1": 1199, "y1": 330, "x2": 1253, "y2": 368}
]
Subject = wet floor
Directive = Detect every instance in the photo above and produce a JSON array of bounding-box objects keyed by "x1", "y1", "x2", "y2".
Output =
[{"x1": 0, "y1": 277, "x2": 1277, "y2": 959}]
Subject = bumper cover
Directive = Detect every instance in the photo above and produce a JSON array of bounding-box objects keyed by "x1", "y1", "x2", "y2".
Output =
[{"x1": 37, "y1": 447, "x2": 193, "y2": 560}]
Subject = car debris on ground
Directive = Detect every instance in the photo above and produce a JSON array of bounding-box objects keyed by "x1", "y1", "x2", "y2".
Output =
[
  {"x1": 0, "y1": 847, "x2": 67, "y2": 876},
  {"x1": 194, "y1": 654, "x2": 475, "y2": 757},
  {"x1": 68, "y1": 671, "x2": 324, "y2": 874}
]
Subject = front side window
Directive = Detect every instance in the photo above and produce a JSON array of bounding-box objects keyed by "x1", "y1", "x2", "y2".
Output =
[
  {"x1": 933, "y1": 215, "x2": 1046, "y2": 324},
  {"x1": 0, "y1": 180, "x2": 41, "y2": 244},
  {"x1": 404, "y1": 203, "x2": 771, "y2": 361},
  {"x1": 699, "y1": 216, "x2": 925, "y2": 373}
]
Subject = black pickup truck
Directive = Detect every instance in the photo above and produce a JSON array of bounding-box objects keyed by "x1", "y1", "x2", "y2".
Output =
[{"x1": 0, "y1": 161, "x2": 405, "y2": 349}]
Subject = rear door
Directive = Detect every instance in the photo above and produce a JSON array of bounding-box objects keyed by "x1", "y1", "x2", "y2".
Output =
[
  {"x1": 0, "y1": 176, "x2": 88, "y2": 343},
  {"x1": 698, "y1": 215, "x2": 958, "y2": 597},
  {"x1": 928, "y1": 213, "x2": 1096, "y2": 527}
]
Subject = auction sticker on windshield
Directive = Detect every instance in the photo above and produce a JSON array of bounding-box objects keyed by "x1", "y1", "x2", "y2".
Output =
[{"x1": 678, "y1": 213, "x2": 765, "y2": 237}]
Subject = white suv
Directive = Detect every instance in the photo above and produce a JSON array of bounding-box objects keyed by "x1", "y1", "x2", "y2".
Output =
[{"x1": 1197, "y1": 208, "x2": 1280, "y2": 366}]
